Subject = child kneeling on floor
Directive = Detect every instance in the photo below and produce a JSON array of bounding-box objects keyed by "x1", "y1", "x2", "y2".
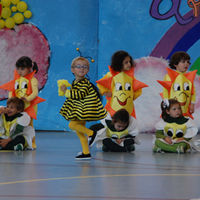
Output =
[
  {"x1": 0, "y1": 97, "x2": 35, "y2": 151},
  {"x1": 89, "y1": 109, "x2": 139, "y2": 152},
  {"x1": 153, "y1": 99, "x2": 198, "y2": 153}
]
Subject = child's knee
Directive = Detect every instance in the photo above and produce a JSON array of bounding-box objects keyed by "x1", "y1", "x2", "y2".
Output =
[{"x1": 69, "y1": 121, "x2": 76, "y2": 130}]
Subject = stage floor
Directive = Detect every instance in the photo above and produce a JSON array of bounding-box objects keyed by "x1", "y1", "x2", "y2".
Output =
[{"x1": 0, "y1": 131, "x2": 200, "y2": 200}]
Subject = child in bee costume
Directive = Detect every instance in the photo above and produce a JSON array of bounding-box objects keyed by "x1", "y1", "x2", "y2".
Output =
[
  {"x1": 153, "y1": 99, "x2": 198, "y2": 153},
  {"x1": 89, "y1": 109, "x2": 139, "y2": 152}
]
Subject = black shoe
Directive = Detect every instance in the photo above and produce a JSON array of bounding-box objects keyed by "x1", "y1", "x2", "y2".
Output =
[
  {"x1": 88, "y1": 130, "x2": 97, "y2": 147},
  {"x1": 75, "y1": 152, "x2": 91, "y2": 160},
  {"x1": 126, "y1": 144, "x2": 135, "y2": 152}
]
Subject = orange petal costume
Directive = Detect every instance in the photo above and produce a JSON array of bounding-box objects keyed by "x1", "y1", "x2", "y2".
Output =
[
  {"x1": 0, "y1": 70, "x2": 45, "y2": 119},
  {"x1": 157, "y1": 68, "x2": 197, "y2": 119},
  {"x1": 97, "y1": 66, "x2": 148, "y2": 118}
]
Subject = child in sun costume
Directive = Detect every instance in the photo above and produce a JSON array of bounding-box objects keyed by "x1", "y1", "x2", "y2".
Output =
[
  {"x1": 0, "y1": 97, "x2": 35, "y2": 151},
  {"x1": 0, "y1": 56, "x2": 45, "y2": 149},
  {"x1": 89, "y1": 109, "x2": 138, "y2": 152},
  {"x1": 59, "y1": 56, "x2": 107, "y2": 160},
  {"x1": 153, "y1": 99, "x2": 198, "y2": 153},
  {"x1": 157, "y1": 51, "x2": 197, "y2": 119},
  {"x1": 97, "y1": 50, "x2": 148, "y2": 118}
]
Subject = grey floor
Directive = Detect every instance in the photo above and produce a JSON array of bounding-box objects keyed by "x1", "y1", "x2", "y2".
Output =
[{"x1": 0, "y1": 131, "x2": 200, "y2": 200}]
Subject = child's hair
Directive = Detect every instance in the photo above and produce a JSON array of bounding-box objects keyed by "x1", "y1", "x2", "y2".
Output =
[
  {"x1": 161, "y1": 99, "x2": 182, "y2": 120},
  {"x1": 169, "y1": 51, "x2": 190, "y2": 70},
  {"x1": 7, "y1": 97, "x2": 25, "y2": 112},
  {"x1": 16, "y1": 56, "x2": 38, "y2": 73},
  {"x1": 71, "y1": 57, "x2": 90, "y2": 68},
  {"x1": 112, "y1": 109, "x2": 130, "y2": 125},
  {"x1": 111, "y1": 50, "x2": 134, "y2": 72}
]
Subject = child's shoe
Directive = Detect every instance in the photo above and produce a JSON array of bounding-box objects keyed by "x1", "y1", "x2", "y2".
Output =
[
  {"x1": 14, "y1": 143, "x2": 24, "y2": 151},
  {"x1": 126, "y1": 144, "x2": 135, "y2": 152},
  {"x1": 75, "y1": 152, "x2": 91, "y2": 160}
]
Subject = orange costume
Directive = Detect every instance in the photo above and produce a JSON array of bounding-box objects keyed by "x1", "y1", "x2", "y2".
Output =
[
  {"x1": 157, "y1": 68, "x2": 197, "y2": 119},
  {"x1": 0, "y1": 69, "x2": 45, "y2": 148},
  {"x1": 97, "y1": 66, "x2": 148, "y2": 118}
]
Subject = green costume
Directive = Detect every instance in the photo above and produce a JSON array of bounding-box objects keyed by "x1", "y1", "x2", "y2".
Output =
[{"x1": 153, "y1": 116, "x2": 198, "y2": 153}]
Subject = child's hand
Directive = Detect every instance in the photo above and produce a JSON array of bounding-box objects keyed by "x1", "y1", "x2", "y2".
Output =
[
  {"x1": 164, "y1": 136, "x2": 172, "y2": 144},
  {"x1": 0, "y1": 138, "x2": 11, "y2": 148},
  {"x1": 0, "y1": 106, "x2": 7, "y2": 114},
  {"x1": 57, "y1": 80, "x2": 71, "y2": 96},
  {"x1": 116, "y1": 138, "x2": 124, "y2": 144},
  {"x1": 60, "y1": 85, "x2": 67, "y2": 93},
  {"x1": 175, "y1": 137, "x2": 185, "y2": 142},
  {"x1": 189, "y1": 103, "x2": 195, "y2": 114},
  {"x1": 104, "y1": 91, "x2": 112, "y2": 97}
]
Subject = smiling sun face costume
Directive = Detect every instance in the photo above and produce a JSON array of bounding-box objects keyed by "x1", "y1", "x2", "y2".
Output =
[
  {"x1": 157, "y1": 68, "x2": 197, "y2": 119},
  {"x1": 97, "y1": 66, "x2": 148, "y2": 118},
  {"x1": 0, "y1": 70, "x2": 45, "y2": 119}
]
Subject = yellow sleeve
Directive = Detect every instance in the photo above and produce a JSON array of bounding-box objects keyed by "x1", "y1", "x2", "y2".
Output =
[
  {"x1": 163, "y1": 74, "x2": 170, "y2": 99},
  {"x1": 25, "y1": 77, "x2": 38, "y2": 102},
  {"x1": 97, "y1": 72, "x2": 111, "y2": 95},
  {"x1": 64, "y1": 90, "x2": 71, "y2": 98}
]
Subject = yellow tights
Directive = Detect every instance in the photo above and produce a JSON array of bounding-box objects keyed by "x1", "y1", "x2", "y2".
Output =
[{"x1": 69, "y1": 120, "x2": 93, "y2": 154}]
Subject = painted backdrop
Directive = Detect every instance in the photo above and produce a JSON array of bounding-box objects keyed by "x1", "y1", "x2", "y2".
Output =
[{"x1": 0, "y1": 0, "x2": 199, "y2": 132}]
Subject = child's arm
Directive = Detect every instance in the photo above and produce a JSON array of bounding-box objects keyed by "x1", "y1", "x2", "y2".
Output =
[
  {"x1": 127, "y1": 117, "x2": 139, "y2": 136},
  {"x1": 155, "y1": 130, "x2": 172, "y2": 144},
  {"x1": 67, "y1": 81, "x2": 90, "y2": 99},
  {"x1": 10, "y1": 112, "x2": 31, "y2": 139},
  {"x1": 189, "y1": 103, "x2": 195, "y2": 114},
  {"x1": 0, "y1": 138, "x2": 11, "y2": 148},
  {"x1": 190, "y1": 85, "x2": 196, "y2": 113},
  {"x1": 23, "y1": 77, "x2": 38, "y2": 102}
]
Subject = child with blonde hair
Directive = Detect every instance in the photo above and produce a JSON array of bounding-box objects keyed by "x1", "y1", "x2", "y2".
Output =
[{"x1": 59, "y1": 56, "x2": 107, "y2": 160}]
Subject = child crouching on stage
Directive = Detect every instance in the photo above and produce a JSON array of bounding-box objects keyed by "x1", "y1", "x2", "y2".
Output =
[
  {"x1": 0, "y1": 97, "x2": 35, "y2": 151},
  {"x1": 89, "y1": 109, "x2": 139, "y2": 152}
]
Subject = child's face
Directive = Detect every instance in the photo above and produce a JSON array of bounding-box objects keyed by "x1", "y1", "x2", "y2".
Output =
[
  {"x1": 166, "y1": 103, "x2": 182, "y2": 118},
  {"x1": 71, "y1": 60, "x2": 89, "y2": 80},
  {"x1": 6, "y1": 103, "x2": 20, "y2": 117},
  {"x1": 122, "y1": 56, "x2": 132, "y2": 71},
  {"x1": 175, "y1": 60, "x2": 190, "y2": 73},
  {"x1": 114, "y1": 121, "x2": 128, "y2": 131},
  {"x1": 17, "y1": 67, "x2": 31, "y2": 77}
]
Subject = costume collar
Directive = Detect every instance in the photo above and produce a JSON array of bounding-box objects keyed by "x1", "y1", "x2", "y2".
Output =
[{"x1": 164, "y1": 115, "x2": 189, "y2": 124}]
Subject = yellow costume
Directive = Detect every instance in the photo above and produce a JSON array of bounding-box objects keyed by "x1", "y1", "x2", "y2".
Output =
[
  {"x1": 97, "y1": 66, "x2": 148, "y2": 118},
  {"x1": 59, "y1": 78, "x2": 107, "y2": 155},
  {"x1": 158, "y1": 68, "x2": 197, "y2": 118},
  {"x1": 0, "y1": 70, "x2": 45, "y2": 149}
]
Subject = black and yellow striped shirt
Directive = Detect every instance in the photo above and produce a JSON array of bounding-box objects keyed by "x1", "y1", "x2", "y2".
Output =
[{"x1": 60, "y1": 78, "x2": 107, "y2": 121}]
